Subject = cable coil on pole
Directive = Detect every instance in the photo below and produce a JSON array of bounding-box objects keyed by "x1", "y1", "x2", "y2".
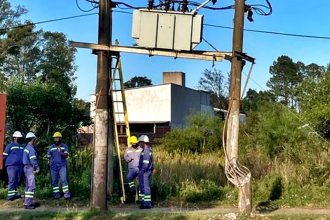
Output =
[{"x1": 222, "y1": 63, "x2": 255, "y2": 188}]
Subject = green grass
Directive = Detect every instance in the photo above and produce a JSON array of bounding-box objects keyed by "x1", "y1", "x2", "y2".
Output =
[
  {"x1": 0, "y1": 209, "x2": 329, "y2": 220},
  {"x1": 0, "y1": 210, "x2": 102, "y2": 220}
]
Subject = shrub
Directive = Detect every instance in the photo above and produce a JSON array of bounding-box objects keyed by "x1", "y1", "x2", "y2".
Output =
[
  {"x1": 179, "y1": 179, "x2": 224, "y2": 203},
  {"x1": 160, "y1": 113, "x2": 223, "y2": 153}
]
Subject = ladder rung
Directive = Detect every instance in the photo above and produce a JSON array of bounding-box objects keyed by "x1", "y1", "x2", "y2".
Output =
[
  {"x1": 113, "y1": 100, "x2": 123, "y2": 102},
  {"x1": 112, "y1": 90, "x2": 122, "y2": 92},
  {"x1": 114, "y1": 112, "x2": 125, "y2": 114}
]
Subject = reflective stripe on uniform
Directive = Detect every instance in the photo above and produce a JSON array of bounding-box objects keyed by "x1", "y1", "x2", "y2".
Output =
[
  {"x1": 128, "y1": 182, "x2": 135, "y2": 188},
  {"x1": 25, "y1": 191, "x2": 34, "y2": 198},
  {"x1": 50, "y1": 148, "x2": 57, "y2": 151},
  {"x1": 3, "y1": 152, "x2": 8, "y2": 156},
  {"x1": 53, "y1": 187, "x2": 60, "y2": 193},
  {"x1": 24, "y1": 149, "x2": 29, "y2": 154},
  {"x1": 62, "y1": 185, "x2": 69, "y2": 192},
  {"x1": 143, "y1": 160, "x2": 150, "y2": 164},
  {"x1": 10, "y1": 146, "x2": 20, "y2": 150},
  {"x1": 144, "y1": 195, "x2": 151, "y2": 202},
  {"x1": 8, "y1": 190, "x2": 16, "y2": 196},
  {"x1": 30, "y1": 155, "x2": 36, "y2": 160}
]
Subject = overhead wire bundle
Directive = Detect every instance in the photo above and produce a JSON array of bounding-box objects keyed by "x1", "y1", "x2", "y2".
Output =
[{"x1": 77, "y1": 0, "x2": 272, "y2": 21}]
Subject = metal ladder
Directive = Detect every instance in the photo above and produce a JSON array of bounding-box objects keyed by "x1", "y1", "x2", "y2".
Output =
[{"x1": 110, "y1": 54, "x2": 131, "y2": 204}]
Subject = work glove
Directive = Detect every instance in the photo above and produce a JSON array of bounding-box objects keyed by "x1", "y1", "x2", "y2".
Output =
[{"x1": 33, "y1": 168, "x2": 40, "y2": 175}]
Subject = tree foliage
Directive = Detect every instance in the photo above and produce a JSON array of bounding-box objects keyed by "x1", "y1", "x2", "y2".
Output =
[
  {"x1": 39, "y1": 32, "x2": 77, "y2": 98},
  {"x1": 124, "y1": 76, "x2": 152, "y2": 88},
  {"x1": 198, "y1": 69, "x2": 228, "y2": 109},
  {"x1": 0, "y1": 0, "x2": 89, "y2": 145},
  {"x1": 241, "y1": 89, "x2": 275, "y2": 112},
  {"x1": 297, "y1": 69, "x2": 330, "y2": 138},
  {"x1": 160, "y1": 113, "x2": 223, "y2": 153},
  {"x1": 5, "y1": 81, "x2": 90, "y2": 142},
  {"x1": 267, "y1": 55, "x2": 303, "y2": 107}
]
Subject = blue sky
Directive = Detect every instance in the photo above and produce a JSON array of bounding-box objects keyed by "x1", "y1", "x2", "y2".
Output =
[{"x1": 10, "y1": 0, "x2": 330, "y2": 101}]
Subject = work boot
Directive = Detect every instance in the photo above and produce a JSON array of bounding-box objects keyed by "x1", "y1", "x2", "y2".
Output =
[
  {"x1": 33, "y1": 202, "x2": 40, "y2": 208},
  {"x1": 24, "y1": 204, "x2": 35, "y2": 209},
  {"x1": 14, "y1": 194, "x2": 22, "y2": 200},
  {"x1": 139, "y1": 205, "x2": 152, "y2": 209},
  {"x1": 53, "y1": 192, "x2": 61, "y2": 200}
]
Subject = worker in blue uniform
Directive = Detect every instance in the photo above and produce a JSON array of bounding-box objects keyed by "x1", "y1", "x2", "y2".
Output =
[
  {"x1": 124, "y1": 136, "x2": 142, "y2": 201},
  {"x1": 3, "y1": 131, "x2": 24, "y2": 201},
  {"x1": 138, "y1": 135, "x2": 153, "y2": 209},
  {"x1": 23, "y1": 132, "x2": 40, "y2": 209},
  {"x1": 47, "y1": 132, "x2": 71, "y2": 200}
]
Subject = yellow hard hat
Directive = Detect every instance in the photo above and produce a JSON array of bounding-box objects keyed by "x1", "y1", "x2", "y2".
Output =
[
  {"x1": 53, "y1": 131, "x2": 62, "y2": 138},
  {"x1": 129, "y1": 136, "x2": 138, "y2": 145}
]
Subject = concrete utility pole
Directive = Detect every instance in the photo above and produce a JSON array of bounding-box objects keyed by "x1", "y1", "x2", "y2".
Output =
[
  {"x1": 226, "y1": 0, "x2": 252, "y2": 214},
  {"x1": 92, "y1": 0, "x2": 111, "y2": 210}
]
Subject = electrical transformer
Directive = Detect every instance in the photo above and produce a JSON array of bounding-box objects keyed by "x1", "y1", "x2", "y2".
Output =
[{"x1": 132, "y1": 9, "x2": 203, "y2": 51}]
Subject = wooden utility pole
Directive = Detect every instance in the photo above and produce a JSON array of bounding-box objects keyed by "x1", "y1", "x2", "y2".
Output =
[
  {"x1": 91, "y1": 0, "x2": 111, "y2": 210},
  {"x1": 226, "y1": 0, "x2": 252, "y2": 214},
  {"x1": 0, "y1": 93, "x2": 6, "y2": 170}
]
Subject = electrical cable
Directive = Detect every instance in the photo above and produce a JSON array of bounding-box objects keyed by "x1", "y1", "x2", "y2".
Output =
[
  {"x1": 4, "y1": 11, "x2": 330, "y2": 42},
  {"x1": 204, "y1": 23, "x2": 330, "y2": 40},
  {"x1": 202, "y1": 37, "x2": 219, "y2": 52},
  {"x1": 76, "y1": 0, "x2": 98, "y2": 12},
  {"x1": 0, "y1": 13, "x2": 98, "y2": 32}
]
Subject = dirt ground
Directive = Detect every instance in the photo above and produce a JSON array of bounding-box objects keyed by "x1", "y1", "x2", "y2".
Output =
[{"x1": 1, "y1": 199, "x2": 330, "y2": 219}]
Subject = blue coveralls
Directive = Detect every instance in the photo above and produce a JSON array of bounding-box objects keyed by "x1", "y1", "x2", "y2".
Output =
[
  {"x1": 138, "y1": 145, "x2": 154, "y2": 207},
  {"x1": 23, "y1": 144, "x2": 39, "y2": 206},
  {"x1": 3, "y1": 142, "x2": 24, "y2": 200},
  {"x1": 124, "y1": 146, "x2": 142, "y2": 193},
  {"x1": 47, "y1": 143, "x2": 71, "y2": 199}
]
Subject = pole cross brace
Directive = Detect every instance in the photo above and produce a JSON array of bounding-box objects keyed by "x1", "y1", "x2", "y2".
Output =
[{"x1": 232, "y1": 51, "x2": 255, "y2": 64}]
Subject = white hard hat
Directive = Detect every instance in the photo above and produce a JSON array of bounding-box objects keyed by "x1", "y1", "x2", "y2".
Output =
[
  {"x1": 138, "y1": 135, "x2": 149, "y2": 143},
  {"x1": 12, "y1": 131, "x2": 23, "y2": 138},
  {"x1": 26, "y1": 132, "x2": 36, "y2": 139}
]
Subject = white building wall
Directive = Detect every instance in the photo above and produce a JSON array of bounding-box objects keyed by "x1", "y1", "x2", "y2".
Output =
[
  {"x1": 118, "y1": 84, "x2": 172, "y2": 123},
  {"x1": 90, "y1": 84, "x2": 212, "y2": 126}
]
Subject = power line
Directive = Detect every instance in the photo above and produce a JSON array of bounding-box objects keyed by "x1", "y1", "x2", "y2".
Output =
[
  {"x1": 204, "y1": 23, "x2": 330, "y2": 40},
  {"x1": 76, "y1": 0, "x2": 98, "y2": 12},
  {"x1": 3, "y1": 12, "x2": 330, "y2": 41},
  {"x1": 0, "y1": 13, "x2": 98, "y2": 32}
]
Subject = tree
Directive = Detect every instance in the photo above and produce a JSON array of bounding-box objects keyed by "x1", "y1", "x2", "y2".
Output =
[
  {"x1": 0, "y1": 6, "x2": 77, "y2": 98},
  {"x1": 241, "y1": 89, "x2": 275, "y2": 113},
  {"x1": 1, "y1": 23, "x2": 42, "y2": 83},
  {"x1": 297, "y1": 69, "x2": 330, "y2": 138},
  {"x1": 0, "y1": 1, "x2": 85, "y2": 144},
  {"x1": 5, "y1": 80, "x2": 90, "y2": 143},
  {"x1": 124, "y1": 76, "x2": 152, "y2": 88},
  {"x1": 0, "y1": 0, "x2": 26, "y2": 31},
  {"x1": 39, "y1": 32, "x2": 77, "y2": 98},
  {"x1": 198, "y1": 69, "x2": 228, "y2": 109},
  {"x1": 0, "y1": 0, "x2": 32, "y2": 81},
  {"x1": 267, "y1": 56, "x2": 303, "y2": 108}
]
